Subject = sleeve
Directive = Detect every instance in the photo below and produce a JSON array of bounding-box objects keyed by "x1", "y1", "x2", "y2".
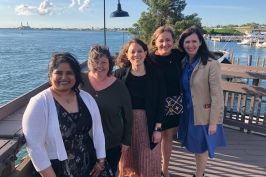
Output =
[
  {"x1": 156, "y1": 70, "x2": 167, "y2": 123},
  {"x1": 120, "y1": 83, "x2": 133, "y2": 146},
  {"x1": 90, "y1": 96, "x2": 106, "y2": 159},
  {"x1": 209, "y1": 60, "x2": 224, "y2": 125},
  {"x1": 22, "y1": 96, "x2": 51, "y2": 172}
]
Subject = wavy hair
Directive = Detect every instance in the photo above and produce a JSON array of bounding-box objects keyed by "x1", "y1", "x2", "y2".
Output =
[
  {"x1": 88, "y1": 45, "x2": 114, "y2": 76},
  {"x1": 115, "y1": 38, "x2": 149, "y2": 68}
]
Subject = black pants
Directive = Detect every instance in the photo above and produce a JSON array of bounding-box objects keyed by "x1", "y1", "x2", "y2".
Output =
[{"x1": 106, "y1": 145, "x2": 122, "y2": 175}]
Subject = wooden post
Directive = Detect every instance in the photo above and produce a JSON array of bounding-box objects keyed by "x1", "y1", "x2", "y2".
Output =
[
  {"x1": 230, "y1": 49, "x2": 234, "y2": 63},
  {"x1": 231, "y1": 56, "x2": 234, "y2": 64},
  {"x1": 247, "y1": 55, "x2": 252, "y2": 66},
  {"x1": 237, "y1": 58, "x2": 240, "y2": 65},
  {"x1": 256, "y1": 57, "x2": 260, "y2": 67}
]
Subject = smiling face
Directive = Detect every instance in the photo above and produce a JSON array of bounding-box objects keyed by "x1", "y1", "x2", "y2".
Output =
[
  {"x1": 89, "y1": 55, "x2": 109, "y2": 78},
  {"x1": 155, "y1": 31, "x2": 174, "y2": 56},
  {"x1": 126, "y1": 42, "x2": 147, "y2": 67},
  {"x1": 183, "y1": 33, "x2": 201, "y2": 59},
  {"x1": 50, "y1": 62, "x2": 76, "y2": 92}
]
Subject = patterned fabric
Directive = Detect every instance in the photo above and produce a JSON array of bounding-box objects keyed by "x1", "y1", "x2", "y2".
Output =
[
  {"x1": 164, "y1": 95, "x2": 183, "y2": 116},
  {"x1": 119, "y1": 110, "x2": 161, "y2": 177},
  {"x1": 52, "y1": 94, "x2": 96, "y2": 177}
]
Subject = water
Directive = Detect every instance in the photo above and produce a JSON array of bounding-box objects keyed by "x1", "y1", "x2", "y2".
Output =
[
  {"x1": 0, "y1": 29, "x2": 130, "y2": 106},
  {"x1": 0, "y1": 29, "x2": 266, "y2": 106}
]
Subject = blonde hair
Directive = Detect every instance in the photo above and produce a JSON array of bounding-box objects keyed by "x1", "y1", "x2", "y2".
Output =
[{"x1": 149, "y1": 25, "x2": 175, "y2": 51}]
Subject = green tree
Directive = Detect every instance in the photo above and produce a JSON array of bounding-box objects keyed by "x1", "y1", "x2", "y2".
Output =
[{"x1": 129, "y1": 0, "x2": 202, "y2": 42}]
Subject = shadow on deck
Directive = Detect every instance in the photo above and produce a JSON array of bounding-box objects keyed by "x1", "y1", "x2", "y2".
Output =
[{"x1": 169, "y1": 127, "x2": 266, "y2": 177}]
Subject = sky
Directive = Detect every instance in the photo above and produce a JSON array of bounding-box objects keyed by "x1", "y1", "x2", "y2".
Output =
[{"x1": 0, "y1": 0, "x2": 265, "y2": 28}]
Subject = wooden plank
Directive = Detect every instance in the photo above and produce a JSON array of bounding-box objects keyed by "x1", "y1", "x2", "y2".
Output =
[
  {"x1": 0, "y1": 83, "x2": 49, "y2": 121},
  {"x1": 0, "y1": 120, "x2": 22, "y2": 138},
  {"x1": 221, "y1": 63, "x2": 266, "y2": 79},
  {"x1": 0, "y1": 139, "x2": 9, "y2": 149},
  {"x1": 236, "y1": 94, "x2": 242, "y2": 121},
  {"x1": 9, "y1": 157, "x2": 33, "y2": 177},
  {"x1": 169, "y1": 127, "x2": 266, "y2": 177},
  {"x1": 255, "y1": 97, "x2": 262, "y2": 125},
  {"x1": 0, "y1": 139, "x2": 17, "y2": 162},
  {"x1": 222, "y1": 81, "x2": 266, "y2": 96}
]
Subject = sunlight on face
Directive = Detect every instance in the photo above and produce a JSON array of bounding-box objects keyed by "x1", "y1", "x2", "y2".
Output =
[
  {"x1": 50, "y1": 62, "x2": 76, "y2": 92},
  {"x1": 155, "y1": 31, "x2": 174, "y2": 56},
  {"x1": 89, "y1": 55, "x2": 109, "y2": 77},
  {"x1": 183, "y1": 33, "x2": 201, "y2": 59},
  {"x1": 126, "y1": 42, "x2": 147, "y2": 67}
]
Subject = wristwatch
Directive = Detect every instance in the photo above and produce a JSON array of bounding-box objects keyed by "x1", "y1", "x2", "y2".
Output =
[{"x1": 154, "y1": 127, "x2": 162, "y2": 132}]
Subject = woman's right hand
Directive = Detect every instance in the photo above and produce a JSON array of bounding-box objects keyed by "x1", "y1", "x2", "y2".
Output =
[
  {"x1": 39, "y1": 166, "x2": 57, "y2": 177},
  {"x1": 90, "y1": 160, "x2": 105, "y2": 177}
]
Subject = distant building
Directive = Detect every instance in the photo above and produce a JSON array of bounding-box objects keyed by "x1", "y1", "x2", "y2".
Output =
[{"x1": 18, "y1": 22, "x2": 31, "y2": 30}]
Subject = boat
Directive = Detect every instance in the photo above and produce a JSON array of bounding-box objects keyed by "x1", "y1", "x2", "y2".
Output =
[
  {"x1": 213, "y1": 50, "x2": 231, "y2": 64},
  {"x1": 255, "y1": 40, "x2": 266, "y2": 48},
  {"x1": 237, "y1": 30, "x2": 266, "y2": 46}
]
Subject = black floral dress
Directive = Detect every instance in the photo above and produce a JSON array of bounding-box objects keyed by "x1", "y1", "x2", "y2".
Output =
[
  {"x1": 33, "y1": 93, "x2": 97, "y2": 177},
  {"x1": 53, "y1": 94, "x2": 97, "y2": 177}
]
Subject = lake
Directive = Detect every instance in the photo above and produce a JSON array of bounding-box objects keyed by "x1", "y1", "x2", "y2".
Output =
[{"x1": 0, "y1": 29, "x2": 266, "y2": 106}]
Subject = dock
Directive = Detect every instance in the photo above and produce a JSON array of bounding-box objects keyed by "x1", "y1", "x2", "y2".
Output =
[
  {"x1": 0, "y1": 61, "x2": 266, "y2": 177},
  {"x1": 169, "y1": 127, "x2": 266, "y2": 177}
]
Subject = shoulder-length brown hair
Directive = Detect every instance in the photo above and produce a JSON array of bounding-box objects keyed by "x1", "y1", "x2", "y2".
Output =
[{"x1": 116, "y1": 38, "x2": 149, "y2": 68}]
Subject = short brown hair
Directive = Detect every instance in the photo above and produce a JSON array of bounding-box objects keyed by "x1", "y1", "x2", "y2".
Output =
[{"x1": 88, "y1": 45, "x2": 114, "y2": 76}]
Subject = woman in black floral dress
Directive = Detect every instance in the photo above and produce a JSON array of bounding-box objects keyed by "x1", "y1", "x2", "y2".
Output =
[{"x1": 23, "y1": 53, "x2": 106, "y2": 177}]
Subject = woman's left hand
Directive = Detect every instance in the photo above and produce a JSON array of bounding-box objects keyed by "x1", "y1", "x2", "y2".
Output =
[
  {"x1": 152, "y1": 131, "x2": 162, "y2": 143},
  {"x1": 208, "y1": 124, "x2": 217, "y2": 135}
]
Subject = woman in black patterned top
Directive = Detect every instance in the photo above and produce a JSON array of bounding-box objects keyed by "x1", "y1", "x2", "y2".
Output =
[
  {"x1": 149, "y1": 26, "x2": 184, "y2": 177},
  {"x1": 23, "y1": 53, "x2": 106, "y2": 177}
]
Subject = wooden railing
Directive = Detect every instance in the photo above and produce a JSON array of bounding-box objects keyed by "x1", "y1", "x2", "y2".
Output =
[{"x1": 221, "y1": 63, "x2": 266, "y2": 134}]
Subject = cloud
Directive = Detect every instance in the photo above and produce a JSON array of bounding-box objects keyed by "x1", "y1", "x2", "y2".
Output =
[
  {"x1": 69, "y1": 0, "x2": 81, "y2": 8},
  {"x1": 38, "y1": 0, "x2": 53, "y2": 15},
  {"x1": 69, "y1": 0, "x2": 91, "y2": 12},
  {"x1": 79, "y1": 0, "x2": 91, "y2": 12},
  {"x1": 15, "y1": 4, "x2": 37, "y2": 16},
  {"x1": 15, "y1": 0, "x2": 53, "y2": 16}
]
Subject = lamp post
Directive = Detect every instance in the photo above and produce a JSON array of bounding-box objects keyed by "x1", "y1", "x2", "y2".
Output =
[
  {"x1": 103, "y1": 0, "x2": 129, "y2": 46},
  {"x1": 104, "y1": 0, "x2": 106, "y2": 46}
]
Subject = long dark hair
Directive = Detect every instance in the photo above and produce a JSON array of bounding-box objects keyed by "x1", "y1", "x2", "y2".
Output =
[
  {"x1": 178, "y1": 26, "x2": 215, "y2": 65},
  {"x1": 116, "y1": 38, "x2": 149, "y2": 68},
  {"x1": 48, "y1": 52, "x2": 83, "y2": 93}
]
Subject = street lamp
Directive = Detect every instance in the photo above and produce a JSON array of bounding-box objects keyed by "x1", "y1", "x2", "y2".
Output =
[
  {"x1": 110, "y1": 0, "x2": 130, "y2": 17},
  {"x1": 103, "y1": 0, "x2": 129, "y2": 46}
]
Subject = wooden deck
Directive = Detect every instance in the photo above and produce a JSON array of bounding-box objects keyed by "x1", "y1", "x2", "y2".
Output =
[
  {"x1": 169, "y1": 127, "x2": 266, "y2": 177},
  {"x1": 220, "y1": 63, "x2": 266, "y2": 79}
]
